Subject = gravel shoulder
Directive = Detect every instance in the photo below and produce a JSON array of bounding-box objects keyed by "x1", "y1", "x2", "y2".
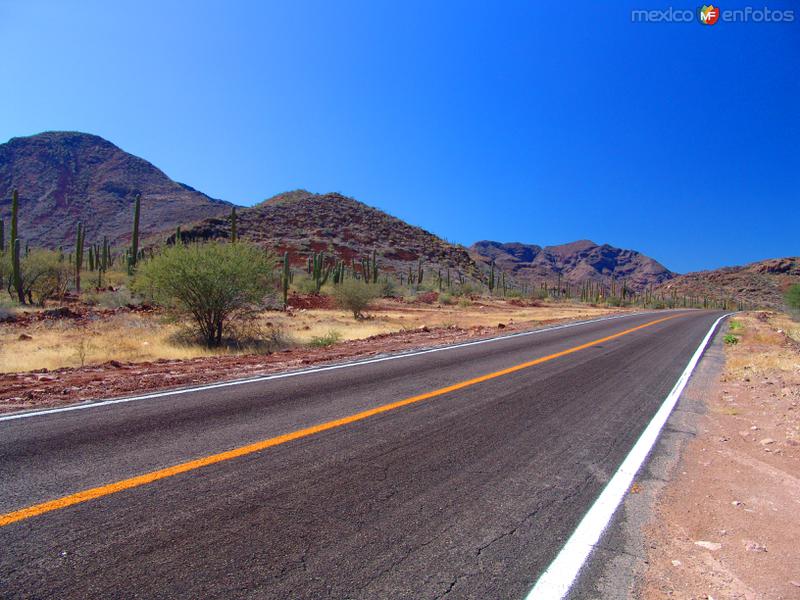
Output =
[
  {"x1": 640, "y1": 312, "x2": 800, "y2": 599},
  {"x1": 569, "y1": 311, "x2": 800, "y2": 599}
]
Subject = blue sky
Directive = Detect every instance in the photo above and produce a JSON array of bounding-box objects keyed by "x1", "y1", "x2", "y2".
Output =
[{"x1": 1, "y1": 0, "x2": 797, "y2": 273}]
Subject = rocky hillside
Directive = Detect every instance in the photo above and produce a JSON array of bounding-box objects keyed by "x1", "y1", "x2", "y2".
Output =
[
  {"x1": 655, "y1": 257, "x2": 800, "y2": 309},
  {"x1": 470, "y1": 239, "x2": 674, "y2": 291},
  {"x1": 0, "y1": 131, "x2": 232, "y2": 248},
  {"x1": 178, "y1": 190, "x2": 480, "y2": 276}
]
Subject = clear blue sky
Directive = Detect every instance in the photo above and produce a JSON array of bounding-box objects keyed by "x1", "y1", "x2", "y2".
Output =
[{"x1": 1, "y1": 1, "x2": 797, "y2": 273}]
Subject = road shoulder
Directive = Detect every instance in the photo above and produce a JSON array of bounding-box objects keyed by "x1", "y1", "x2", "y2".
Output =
[{"x1": 569, "y1": 311, "x2": 800, "y2": 599}]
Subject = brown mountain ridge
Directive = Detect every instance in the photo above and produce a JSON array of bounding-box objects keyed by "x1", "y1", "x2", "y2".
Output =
[
  {"x1": 655, "y1": 257, "x2": 800, "y2": 309},
  {"x1": 0, "y1": 131, "x2": 232, "y2": 248},
  {"x1": 178, "y1": 190, "x2": 481, "y2": 277},
  {"x1": 469, "y1": 240, "x2": 675, "y2": 292}
]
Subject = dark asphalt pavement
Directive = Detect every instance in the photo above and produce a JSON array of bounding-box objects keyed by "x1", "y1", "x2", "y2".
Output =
[{"x1": 0, "y1": 310, "x2": 725, "y2": 599}]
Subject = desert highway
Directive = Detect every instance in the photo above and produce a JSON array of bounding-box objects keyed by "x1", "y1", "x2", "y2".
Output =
[{"x1": 0, "y1": 310, "x2": 726, "y2": 599}]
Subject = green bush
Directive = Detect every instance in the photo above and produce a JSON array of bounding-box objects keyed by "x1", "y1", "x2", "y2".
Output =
[
  {"x1": 786, "y1": 284, "x2": 800, "y2": 310},
  {"x1": 308, "y1": 329, "x2": 342, "y2": 347},
  {"x1": 134, "y1": 242, "x2": 275, "y2": 346},
  {"x1": 439, "y1": 292, "x2": 455, "y2": 305},
  {"x1": 19, "y1": 250, "x2": 71, "y2": 306},
  {"x1": 723, "y1": 334, "x2": 739, "y2": 345},
  {"x1": 332, "y1": 279, "x2": 380, "y2": 319}
]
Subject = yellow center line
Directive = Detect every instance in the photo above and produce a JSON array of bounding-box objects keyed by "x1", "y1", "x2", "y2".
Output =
[{"x1": 0, "y1": 313, "x2": 682, "y2": 527}]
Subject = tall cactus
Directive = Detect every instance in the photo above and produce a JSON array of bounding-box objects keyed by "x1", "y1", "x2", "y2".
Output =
[
  {"x1": 75, "y1": 222, "x2": 85, "y2": 293},
  {"x1": 0, "y1": 217, "x2": 4, "y2": 289},
  {"x1": 12, "y1": 239, "x2": 23, "y2": 303},
  {"x1": 282, "y1": 252, "x2": 290, "y2": 309},
  {"x1": 230, "y1": 207, "x2": 237, "y2": 243},
  {"x1": 128, "y1": 193, "x2": 141, "y2": 274},
  {"x1": 10, "y1": 190, "x2": 24, "y2": 303},
  {"x1": 311, "y1": 252, "x2": 332, "y2": 292},
  {"x1": 488, "y1": 259, "x2": 495, "y2": 294}
]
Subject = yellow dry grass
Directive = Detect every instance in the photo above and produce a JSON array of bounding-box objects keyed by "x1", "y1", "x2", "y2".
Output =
[
  {"x1": 0, "y1": 300, "x2": 624, "y2": 374},
  {"x1": 723, "y1": 312, "x2": 800, "y2": 379}
]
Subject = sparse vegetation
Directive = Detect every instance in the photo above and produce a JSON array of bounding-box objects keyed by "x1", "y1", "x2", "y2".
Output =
[
  {"x1": 308, "y1": 329, "x2": 342, "y2": 347},
  {"x1": 134, "y1": 241, "x2": 275, "y2": 346},
  {"x1": 332, "y1": 279, "x2": 380, "y2": 319},
  {"x1": 723, "y1": 333, "x2": 739, "y2": 345},
  {"x1": 786, "y1": 284, "x2": 800, "y2": 317}
]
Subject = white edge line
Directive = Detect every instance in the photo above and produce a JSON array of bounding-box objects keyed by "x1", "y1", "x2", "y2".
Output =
[
  {"x1": 0, "y1": 311, "x2": 666, "y2": 423},
  {"x1": 524, "y1": 312, "x2": 732, "y2": 600}
]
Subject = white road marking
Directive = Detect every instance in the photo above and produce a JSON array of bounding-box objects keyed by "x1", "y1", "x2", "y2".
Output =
[
  {"x1": 524, "y1": 312, "x2": 731, "y2": 600},
  {"x1": 1, "y1": 312, "x2": 653, "y2": 422}
]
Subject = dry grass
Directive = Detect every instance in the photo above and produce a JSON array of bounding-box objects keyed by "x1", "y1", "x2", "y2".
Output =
[
  {"x1": 0, "y1": 299, "x2": 625, "y2": 374},
  {"x1": 723, "y1": 312, "x2": 800, "y2": 379},
  {"x1": 0, "y1": 313, "x2": 219, "y2": 373}
]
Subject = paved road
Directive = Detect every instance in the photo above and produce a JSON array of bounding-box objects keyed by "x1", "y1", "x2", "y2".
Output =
[{"x1": 0, "y1": 310, "x2": 724, "y2": 599}]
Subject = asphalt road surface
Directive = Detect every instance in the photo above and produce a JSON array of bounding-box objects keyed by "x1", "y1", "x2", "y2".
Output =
[{"x1": 0, "y1": 310, "x2": 725, "y2": 599}]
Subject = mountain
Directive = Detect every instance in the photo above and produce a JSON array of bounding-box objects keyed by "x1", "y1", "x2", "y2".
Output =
[
  {"x1": 469, "y1": 239, "x2": 674, "y2": 291},
  {"x1": 0, "y1": 131, "x2": 232, "y2": 248},
  {"x1": 178, "y1": 190, "x2": 480, "y2": 276},
  {"x1": 655, "y1": 257, "x2": 800, "y2": 309}
]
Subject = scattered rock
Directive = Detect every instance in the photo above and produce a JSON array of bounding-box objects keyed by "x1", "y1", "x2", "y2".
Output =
[
  {"x1": 497, "y1": 323, "x2": 506, "y2": 329},
  {"x1": 759, "y1": 438, "x2": 775, "y2": 445},
  {"x1": 18, "y1": 333, "x2": 33, "y2": 341},
  {"x1": 671, "y1": 559, "x2": 682, "y2": 567},
  {"x1": 694, "y1": 541, "x2": 722, "y2": 551},
  {"x1": 744, "y1": 541, "x2": 767, "y2": 553}
]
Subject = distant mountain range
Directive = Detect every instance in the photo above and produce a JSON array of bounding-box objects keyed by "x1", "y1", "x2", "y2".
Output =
[
  {"x1": 469, "y1": 240, "x2": 674, "y2": 290},
  {"x1": 1, "y1": 131, "x2": 794, "y2": 306},
  {"x1": 0, "y1": 132, "x2": 231, "y2": 248},
  {"x1": 655, "y1": 257, "x2": 800, "y2": 309}
]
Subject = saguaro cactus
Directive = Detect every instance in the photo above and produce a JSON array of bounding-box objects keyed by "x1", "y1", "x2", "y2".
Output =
[
  {"x1": 230, "y1": 207, "x2": 237, "y2": 243},
  {"x1": 75, "y1": 222, "x2": 85, "y2": 293},
  {"x1": 128, "y1": 193, "x2": 141, "y2": 274},
  {"x1": 10, "y1": 190, "x2": 24, "y2": 303},
  {"x1": 282, "y1": 252, "x2": 290, "y2": 309}
]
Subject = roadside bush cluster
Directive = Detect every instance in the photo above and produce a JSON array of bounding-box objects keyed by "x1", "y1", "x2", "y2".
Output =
[{"x1": 134, "y1": 242, "x2": 276, "y2": 347}]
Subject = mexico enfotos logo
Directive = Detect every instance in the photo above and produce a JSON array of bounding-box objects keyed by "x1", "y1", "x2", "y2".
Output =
[{"x1": 631, "y1": 5, "x2": 795, "y2": 23}]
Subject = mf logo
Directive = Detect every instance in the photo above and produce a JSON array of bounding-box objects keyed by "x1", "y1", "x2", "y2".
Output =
[{"x1": 699, "y1": 5, "x2": 720, "y2": 24}]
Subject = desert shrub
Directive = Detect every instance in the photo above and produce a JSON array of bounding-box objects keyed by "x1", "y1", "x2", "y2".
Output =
[
  {"x1": 439, "y1": 292, "x2": 455, "y2": 305},
  {"x1": 458, "y1": 282, "x2": 477, "y2": 297},
  {"x1": 333, "y1": 279, "x2": 380, "y2": 319},
  {"x1": 134, "y1": 242, "x2": 276, "y2": 347},
  {"x1": 293, "y1": 274, "x2": 319, "y2": 295},
  {"x1": 723, "y1": 333, "x2": 739, "y2": 345},
  {"x1": 606, "y1": 296, "x2": 623, "y2": 307},
  {"x1": 308, "y1": 329, "x2": 342, "y2": 347},
  {"x1": 84, "y1": 287, "x2": 135, "y2": 308},
  {"x1": 20, "y1": 250, "x2": 71, "y2": 306},
  {"x1": 457, "y1": 297, "x2": 472, "y2": 308},
  {"x1": 379, "y1": 278, "x2": 400, "y2": 298},
  {"x1": 729, "y1": 320, "x2": 743, "y2": 331},
  {"x1": 786, "y1": 284, "x2": 800, "y2": 311}
]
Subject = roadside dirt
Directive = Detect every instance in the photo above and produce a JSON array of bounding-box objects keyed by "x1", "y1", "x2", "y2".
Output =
[
  {"x1": 642, "y1": 312, "x2": 800, "y2": 599},
  {"x1": 0, "y1": 313, "x2": 613, "y2": 415}
]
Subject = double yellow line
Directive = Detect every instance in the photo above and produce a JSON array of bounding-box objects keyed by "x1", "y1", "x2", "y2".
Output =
[{"x1": 0, "y1": 314, "x2": 680, "y2": 528}]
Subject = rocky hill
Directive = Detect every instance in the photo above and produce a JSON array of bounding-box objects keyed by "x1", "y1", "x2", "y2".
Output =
[
  {"x1": 470, "y1": 239, "x2": 674, "y2": 291},
  {"x1": 178, "y1": 190, "x2": 480, "y2": 277},
  {"x1": 0, "y1": 131, "x2": 232, "y2": 248},
  {"x1": 655, "y1": 257, "x2": 800, "y2": 309}
]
